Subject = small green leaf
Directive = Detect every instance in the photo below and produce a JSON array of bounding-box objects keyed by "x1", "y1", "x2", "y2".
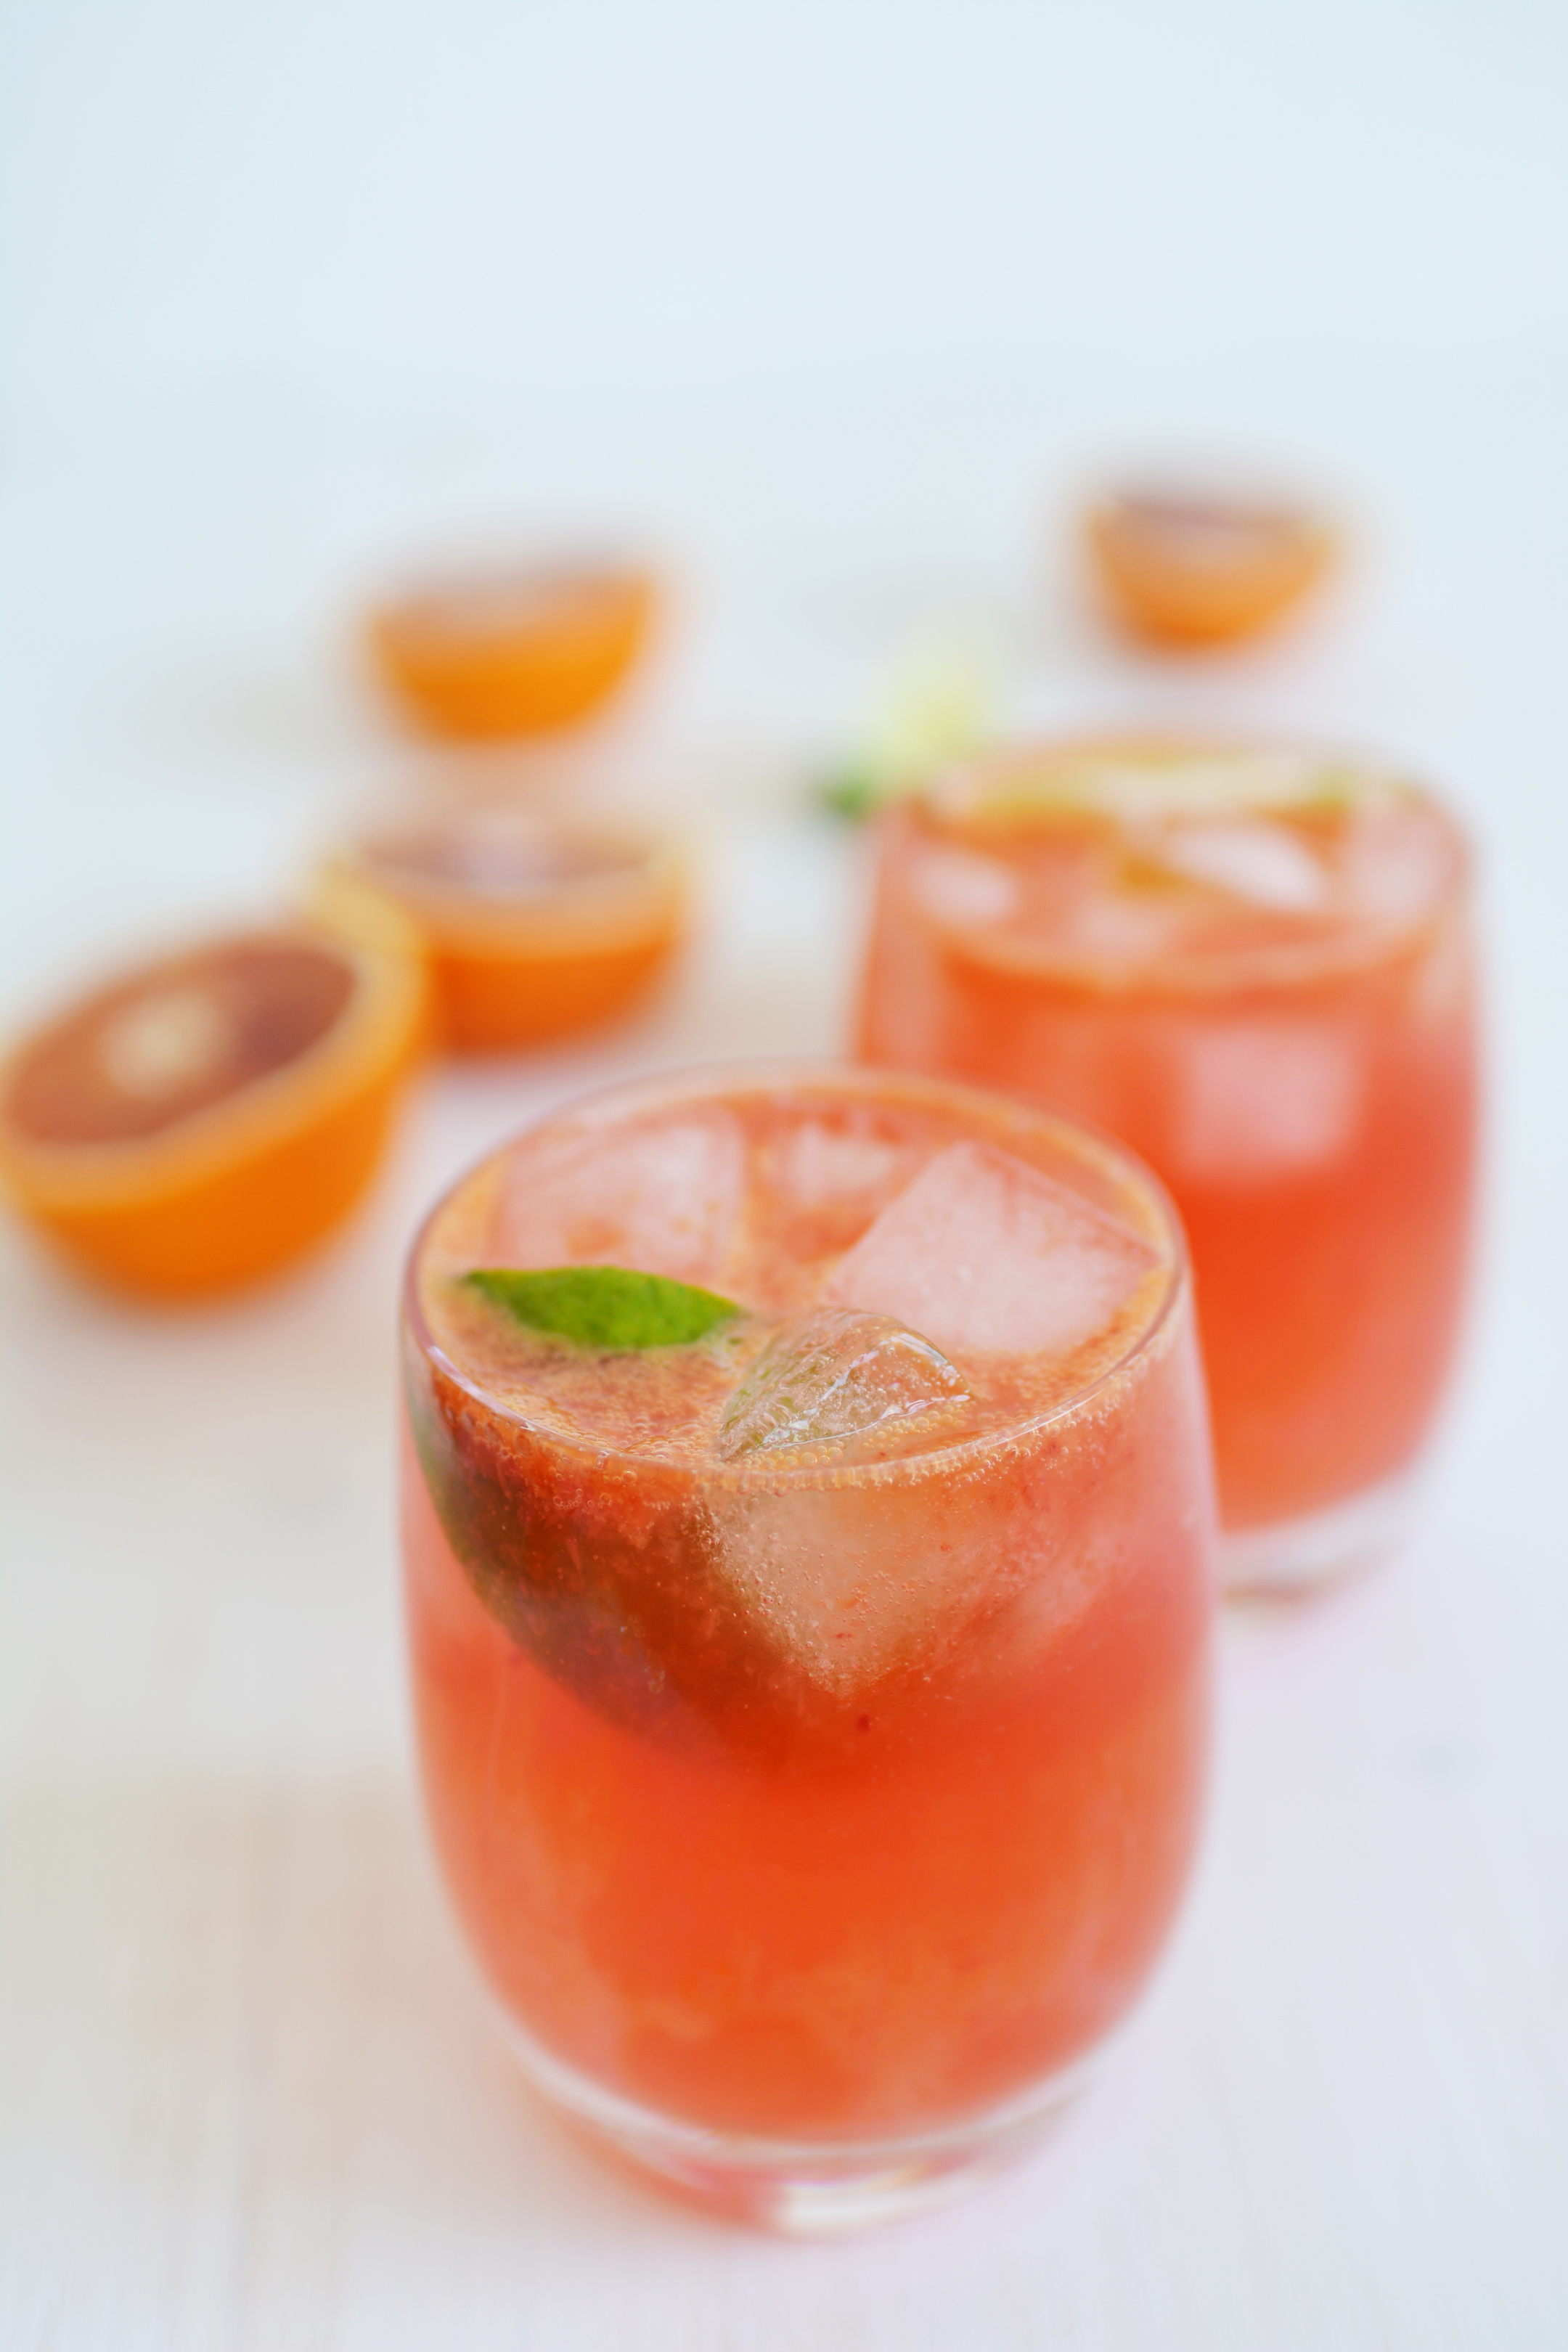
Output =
[
  {"x1": 462, "y1": 1265, "x2": 741, "y2": 1350},
  {"x1": 815, "y1": 765, "x2": 894, "y2": 823},
  {"x1": 813, "y1": 649, "x2": 997, "y2": 822}
]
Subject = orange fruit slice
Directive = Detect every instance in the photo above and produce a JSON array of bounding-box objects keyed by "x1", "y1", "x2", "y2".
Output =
[
  {"x1": 1085, "y1": 488, "x2": 1335, "y2": 649},
  {"x1": 0, "y1": 923, "x2": 425, "y2": 1298},
  {"x1": 367, "y1": 561, "x2": 658, "y2": 740},
  {"x1": 318, "y1": 805, "x2": 685, "y2": 1053}
]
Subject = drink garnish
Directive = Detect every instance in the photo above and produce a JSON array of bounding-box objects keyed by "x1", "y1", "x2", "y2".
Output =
[
  {"x1": 463, "y1": 1264, "x2": 741, "y2": 1349},
  {"x1": 817, "y1": 649, "x2": 995, "y2": 821}
]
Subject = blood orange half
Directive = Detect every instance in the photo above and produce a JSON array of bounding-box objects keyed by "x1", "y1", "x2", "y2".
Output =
[
  {"x1": 0, "y1": 923, "x2": 425, "y2": 1298},
  {"x1": 367, "y1": 561, "x2": 658, "y2": 740},
  {"x1": 319, "y1": 804, "x2": 685, "y2": 1053},
  {"x1": 1085, "y1": 488, "x2": 1335, "y2": 650}
]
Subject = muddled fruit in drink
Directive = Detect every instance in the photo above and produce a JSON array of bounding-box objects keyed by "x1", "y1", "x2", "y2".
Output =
[
  {"x1": 858, "y1": 740, "x2": 1478, "y2": 1570},
  {"x1": 401, "y1": 1066, "x2": 1214, "y2": 2164}
]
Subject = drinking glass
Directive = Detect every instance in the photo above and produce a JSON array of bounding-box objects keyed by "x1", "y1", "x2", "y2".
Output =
[
  {"x1": 857, "y1": 739, "x2": 1479, "y2": 1589},
  {"x1": 401, "y1": 1063, "x2": 1214, "y2": 2228}
]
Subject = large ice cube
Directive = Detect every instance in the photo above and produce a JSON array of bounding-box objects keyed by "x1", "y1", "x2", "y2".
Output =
[
  {"x1": 708, "y1": 1440, "x2": 1108, "y2": 1696},
  {"x1": 717, "y1": 1306, "x2": 971, "y2": 1462},
  {"x1": 822, "y1": 1140, "x2": 1159, "y2": 1360},
  {"x1": 1156, "y1": 818, "x2": 1329, "y2": 912},
  {"x1": 1340, "y1": 797, "x2": 1455, "y2": 926},
  {"x1": 911, "y1": 842, "x2": 1021, "y2": 929},
  {"x1": 708, "y1": 1480, "x2": 979, "y2": 1694},
  {"x1": 1169, "y1": 1019, "x2": 1363, "y2": 1182},
  {"x1": 756, "y1": 1115, "x2": 934, "y2": 1264},
  {"x1": 765, "y1": 1118, "x2": 919, "y2": 1220},
  {"x1": 489, "y1": 1109, "x2": 746, "y2": 1287}
]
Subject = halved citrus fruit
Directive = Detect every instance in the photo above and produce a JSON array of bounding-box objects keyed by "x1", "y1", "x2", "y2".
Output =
[
  {"x1": 367, "y1": 560, "x2": 658, "y2": 740},
  {"x1": 317, "y1": 804, "x2": 685, "y2": 1053},
  {"x1": 1084, "y1": 488, "x2": 1335, "y2": 649},
  {"x1": 0, "y1": 923, "x2": 425, "y2": 1298}
]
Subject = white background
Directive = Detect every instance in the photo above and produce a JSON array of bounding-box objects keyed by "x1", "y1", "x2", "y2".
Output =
[{"x1": 3, "y1": 3, "x2": 1567, "y2": 2344}]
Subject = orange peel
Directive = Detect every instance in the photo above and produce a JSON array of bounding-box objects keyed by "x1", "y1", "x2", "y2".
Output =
[
  {"x1": 367, "y1": 561, "x2": 658, "y2": 740},
  {"x1": 1085, "y1": 488, "x2": 1335, "y2": 650},
  {"x1": 0, "y1": 923, "x2": 425, "y2": 1299},
  {"x1": 317, "y1": 804, "x2": 685, "y2": 1053}
]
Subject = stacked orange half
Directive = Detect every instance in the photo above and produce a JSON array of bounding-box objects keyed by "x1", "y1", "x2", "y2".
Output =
[
  {"x1": 317, "y1": 804, "x2": 685, "y2": 1053},
  {"x1": 368, "y1": 562, "x2": 658, "y2": 740},
  {"x1": 0, "y1": 919, "x2": 425, "y2": 1298}
]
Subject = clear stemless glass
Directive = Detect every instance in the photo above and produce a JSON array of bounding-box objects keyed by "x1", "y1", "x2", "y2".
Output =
[
  {"x1": 857, "y1": 742, "x2": 1479, "y2": 1593},
  {"x1": 401, "y1": 1062, "x2": 1215, "y2": 2231}
]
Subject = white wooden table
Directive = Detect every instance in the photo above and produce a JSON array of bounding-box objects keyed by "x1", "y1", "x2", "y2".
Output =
[{"x1": 4, "y1": 390, "x2": 1567, "y2": 2345}]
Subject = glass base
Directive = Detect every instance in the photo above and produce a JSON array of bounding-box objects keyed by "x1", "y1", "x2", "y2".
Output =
[
  {"x1": 497, "y1": 2013, "x2": 1105, "y2": 2234},
  {"x1": 1220, "y1": 1462, "x2": 1423, "y2": 1598}
]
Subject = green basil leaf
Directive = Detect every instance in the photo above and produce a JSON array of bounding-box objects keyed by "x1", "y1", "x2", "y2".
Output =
[{"x1": 462, "y1": 1265, "x2": 741, "y2": 1350}]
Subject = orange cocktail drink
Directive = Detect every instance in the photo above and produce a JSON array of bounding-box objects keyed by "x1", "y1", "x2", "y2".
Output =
[
  {"x1": 401, "y1": 1064, "x2": 1214, "y2": 2226},
  {"x1": 858, "y1": 741, "x2": 1478, "y2": 1586}
]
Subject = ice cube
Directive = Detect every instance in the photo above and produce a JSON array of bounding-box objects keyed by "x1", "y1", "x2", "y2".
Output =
[
  {"x1": 1169, "y1": 1019, "x2": 1362, "y2": 1181},
  {"x1": 1340, "y1": 798, "x2": 1455, "y2": 927},
  {"x1": 767, "y1": 1118, "x2": 918, "y2": 1218},
  {"x1": 708, "y1": 1479, "x2": 976, "y2": 1694},
  {"x1": 489, "y1": 1109, "x2": 746, "y2": 1287},
  {"x1": 717, "y1": 1306, "x2": 971, "y2": 1462},
  {"x1": 822, "y1": 1140, "x2": 1159, "y2": 1360},
  {"x1": 1061, "y1": 886, "x2": 1196, "y2": 965},
  {"x1": 911, "y1": 843, "x2": 1021, "y2": 929},
  {"x1": 1156, "y1": 818, "x2": 1329, "y2": 912},
  {"x1": 708, "y1": 1437, "x2": 1108, "y2": 1696},
  {"x1": 756, "y1": 1116, "x2": 933, "y2": 1265}
]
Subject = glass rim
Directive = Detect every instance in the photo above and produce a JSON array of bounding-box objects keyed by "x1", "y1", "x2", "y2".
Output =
[
  {"x1": 892, "y1": 732, "x2": 1474, "y2": 996},
  {"x1": 400, "y1": 1056, "x2": 1194, "y2": 1492}
]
